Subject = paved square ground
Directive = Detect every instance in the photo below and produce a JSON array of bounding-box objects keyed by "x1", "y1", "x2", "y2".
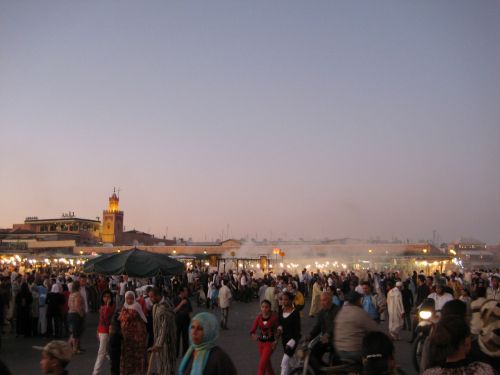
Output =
[{"x1": 1, "y1": 298, "x2": 416, "y2": 375}]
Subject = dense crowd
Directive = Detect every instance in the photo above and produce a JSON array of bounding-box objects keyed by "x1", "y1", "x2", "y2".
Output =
[{"x1": 0, "y1": 264, "x2": 498, "y2": 375}]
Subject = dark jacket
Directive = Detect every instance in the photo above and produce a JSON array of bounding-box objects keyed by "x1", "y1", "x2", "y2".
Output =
[
  {"x1": 279, "y1": 308, "x2": 301, "y2": 355},
  {"x1": 46, "y1": 292, "x2": 64, "y2": 315},
  {"x1": 309, "y1": 304, "x2": 339, "y2": 343},
  {"x1": 416, "y1": 284, "x2": 430, "y2": 307},
  {"x1": 181, "y1": 346, "x2": 237, "y2": 375}
]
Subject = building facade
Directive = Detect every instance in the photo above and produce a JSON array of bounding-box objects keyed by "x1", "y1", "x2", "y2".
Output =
[{"x1": 14, "y1": 214, "x2": 101, "y2": 245}]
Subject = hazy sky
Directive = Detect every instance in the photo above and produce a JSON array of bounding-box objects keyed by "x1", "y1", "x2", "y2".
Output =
[{"x1": 1, "y1": 1, "x2": 499, "y2": 244}]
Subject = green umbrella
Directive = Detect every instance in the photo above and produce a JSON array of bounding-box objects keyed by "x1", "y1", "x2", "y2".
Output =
[
  {"x1": 83, "y1": 248, "x2": 185, "y2": 277},
  {"x1": 83, "y1": 253, "x2": 115, "y2": 273}
]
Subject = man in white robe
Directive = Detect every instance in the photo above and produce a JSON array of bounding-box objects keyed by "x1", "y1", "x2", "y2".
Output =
[{"x1": 387, "y1": 281, "x2": 405, "y2": 340}]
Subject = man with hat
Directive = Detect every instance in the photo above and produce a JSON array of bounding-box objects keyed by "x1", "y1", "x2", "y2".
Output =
[
  {"x1": 38, "y1": 340, "x2": 72, "y2": 375},
  {"x1": 486, "y1": 273, "x2": 500, "y2": 302}
]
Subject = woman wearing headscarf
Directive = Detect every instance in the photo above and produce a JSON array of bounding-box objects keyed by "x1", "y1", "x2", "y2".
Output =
[
  {"x1": 119, "y1": 291, "x2": 148, "y2": 375},
  {"x1": 46, "y1": 283, "x2": 64, "y2": 338},
  {"x1": 178, "y1": 312, "x2": 236, "y2": 375},
  {"x1": 15, "y1": 282, "x2": 33, "y2": 337}
]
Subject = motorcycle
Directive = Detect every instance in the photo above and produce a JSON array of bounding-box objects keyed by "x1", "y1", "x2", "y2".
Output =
[
  {"x1": 412, "y1": 298, "x2": 436, "y2": 372},
  {"x1": 290, "y1": 335, "x2": 360, "y2": 375}
]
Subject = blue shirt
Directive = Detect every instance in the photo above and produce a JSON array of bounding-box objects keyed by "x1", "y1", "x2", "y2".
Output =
[{"x1": 362, "y1": 295, "x2": 379, "y2": 320}]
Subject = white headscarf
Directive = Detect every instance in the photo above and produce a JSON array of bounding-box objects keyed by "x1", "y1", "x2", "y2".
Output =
[{"x1": 123, "y1": 291, "x2": 147, "y2": 322}]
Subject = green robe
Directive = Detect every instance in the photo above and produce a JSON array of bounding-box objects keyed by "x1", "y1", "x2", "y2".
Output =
[{"x1": 152, "y1": 301, "x2": 177, "y2": 375}]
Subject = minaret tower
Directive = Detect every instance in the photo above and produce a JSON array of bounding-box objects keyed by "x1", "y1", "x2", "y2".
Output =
[{"x1": 101, "y1": 188, "x2": 124, "y2": 244}]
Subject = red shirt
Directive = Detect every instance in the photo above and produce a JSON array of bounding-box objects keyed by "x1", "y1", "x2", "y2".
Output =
[
  {"x1": 250, "y1": 313, "x2": 279, "y2": 340},
  {"x1": 97, "y1": 305, "x2": 115, "y2": 334}
]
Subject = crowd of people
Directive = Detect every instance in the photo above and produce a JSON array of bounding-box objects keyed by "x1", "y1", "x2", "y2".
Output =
[
  {"x1": 0, "y1": 264, "x2": 498, "y2": 375},
  {"x1": 243, "y1": 267, "x2": 500, "y2": 375}
]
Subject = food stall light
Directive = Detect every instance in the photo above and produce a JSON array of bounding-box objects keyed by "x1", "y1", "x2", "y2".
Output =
[
  {"x1": 305, "y1": 264, "x2": 311, "y2": 269},
  {"x1": 204, "y1": 262, "x2": 210, "y2": 266},
  {"x1": 256, "y1": 264, "x2": 260, "y2": 268}
]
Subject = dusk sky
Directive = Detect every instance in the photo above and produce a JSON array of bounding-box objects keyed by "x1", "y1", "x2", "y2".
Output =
[{"x1": 1, "y1": 1, "x2": 499, "y2": 244}]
